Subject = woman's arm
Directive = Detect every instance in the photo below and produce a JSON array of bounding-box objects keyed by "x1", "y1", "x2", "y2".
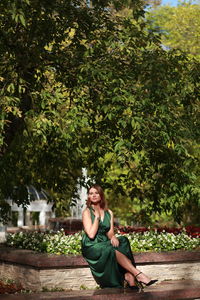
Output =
[
  {"x1": 107, "y1": 209, "x2": 119, "y2": 247},
  {"x1": 82, "y1": 208, "x2": 100, "y2": 239}
]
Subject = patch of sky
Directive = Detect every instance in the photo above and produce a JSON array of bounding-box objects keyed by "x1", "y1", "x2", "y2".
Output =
[{"x1": 161, "y1": 0, "x2": 199, "y2": 6}]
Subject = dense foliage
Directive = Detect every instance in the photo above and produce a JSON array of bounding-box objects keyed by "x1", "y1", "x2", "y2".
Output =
[
  {"x1": 0, "y1": 0, "x2": 200, "y2": 223},
  {"x1": 147, "y1": 2, "x2": 200, "y2": 59},
  {"x1": 6, "y1": 227, "x2": 200, "y2": 254}
]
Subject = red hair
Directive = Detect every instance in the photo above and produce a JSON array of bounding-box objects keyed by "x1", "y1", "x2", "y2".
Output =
[{"x1": 86, "y1": 184, "x2": 107, "y2": 210}]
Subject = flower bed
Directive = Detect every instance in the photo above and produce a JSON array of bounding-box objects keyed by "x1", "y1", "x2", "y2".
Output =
[
  {"x1": 116, "y1": 225, "x2": 200, "y2": 238},
  {"x1": 5, "y1": 226, "x2": 200, "y2": 255}
]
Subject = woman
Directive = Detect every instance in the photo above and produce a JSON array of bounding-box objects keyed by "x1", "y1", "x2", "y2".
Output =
[{"x1": 81, "y1": 184, "x2": 157, "y2": 290}]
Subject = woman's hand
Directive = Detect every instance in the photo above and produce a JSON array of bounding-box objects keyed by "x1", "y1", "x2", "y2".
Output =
[
  {"x1": 93, "y1": 207, "x2": 101, "y2": 219},
  {"x1": 110, "y1": 235, "x2": 119, "y2": 247}
]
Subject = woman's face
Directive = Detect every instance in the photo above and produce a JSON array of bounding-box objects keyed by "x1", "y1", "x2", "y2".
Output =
[{"x1": 88, "y1": 187, "x2": 101, "y2": 204}]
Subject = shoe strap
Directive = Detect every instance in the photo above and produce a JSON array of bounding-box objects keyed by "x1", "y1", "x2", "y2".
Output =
[{"x1": 135, "y1": 272, "x2": 142, "y2": 278}]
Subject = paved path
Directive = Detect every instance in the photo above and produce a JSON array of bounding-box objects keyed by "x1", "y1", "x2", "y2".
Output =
[{"x1": 1, "y1": 280, "x2": 200, "y2": 300}]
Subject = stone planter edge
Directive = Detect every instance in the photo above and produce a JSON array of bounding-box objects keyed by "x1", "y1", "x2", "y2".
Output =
[{"x1": 0, "y1": 247, "x2": 200, "y2": 269}]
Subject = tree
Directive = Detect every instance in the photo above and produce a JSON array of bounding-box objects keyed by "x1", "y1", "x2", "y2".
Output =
[
  {"x1": 0, "y1": 0, "x2": 109, "y2": 220},
  {"x1": 82, "y1": 48, "x2": 200, "y2": 223},
  {"x1": 143, "y1": 0, "x2": 200, "y2": 224},
  {"x1": 0, "y1": 0, "x2": 200, "y2": 224},
  {"x1": 146, "y1": 1, "x2": 200, "y2": 59}
]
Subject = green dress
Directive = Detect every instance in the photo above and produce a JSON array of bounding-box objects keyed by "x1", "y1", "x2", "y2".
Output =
[{"x1": 81, "y1": 208, "x2": 136, "y2": 288}]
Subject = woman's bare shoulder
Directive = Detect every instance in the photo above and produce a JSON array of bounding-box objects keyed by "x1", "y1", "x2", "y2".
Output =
[
  {"x1": 108, "y1": 209, "x2": 113, "y2": 216},
  {"x1": 82, "y1": 207, "x2": 90, "y2": 215}
]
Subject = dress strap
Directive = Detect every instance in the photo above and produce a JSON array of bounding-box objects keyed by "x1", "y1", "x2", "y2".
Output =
[{"x1": 88, "y1": 207, "x2": 95, "y2": 220}]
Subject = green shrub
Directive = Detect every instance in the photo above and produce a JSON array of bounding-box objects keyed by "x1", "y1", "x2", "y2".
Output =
[
  {"x1": 6, "y1": 229, "x2": 82, "y2": 255},
  {"x1": 124, "y1": 230, "x2": 200, "y2": 252},
  {"x1": 6, "y1": 228, "x2": 200, "y2": 255}
]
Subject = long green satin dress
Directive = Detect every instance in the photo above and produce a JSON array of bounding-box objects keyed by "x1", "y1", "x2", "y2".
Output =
[{"x1": 81, "y1": 208, "x2": 136, "y2": 288}]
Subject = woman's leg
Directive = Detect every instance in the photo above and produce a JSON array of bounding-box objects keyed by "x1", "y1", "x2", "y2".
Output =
[{"x1": 115, "y1": 250, "x2": 151, "y2": 284}]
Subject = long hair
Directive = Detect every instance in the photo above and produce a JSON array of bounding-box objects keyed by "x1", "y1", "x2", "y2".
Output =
[{"x1": 86, "y1": 184, "x2": 107, "y2": 210}]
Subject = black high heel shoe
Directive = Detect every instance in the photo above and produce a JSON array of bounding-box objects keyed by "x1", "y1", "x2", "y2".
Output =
[
  {"x1": 124, "y1": 280, "x2": 139, "y2": 291},
  {"x1": 135, "y1": 272, "x2": 158, "y2": 289}
]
